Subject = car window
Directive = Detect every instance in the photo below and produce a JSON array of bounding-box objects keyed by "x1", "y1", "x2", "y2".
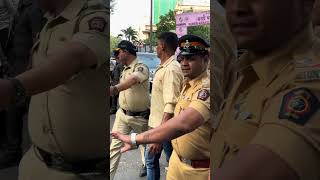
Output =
[{"x1": 137, "y1": 54, "x2": 160, "y2": 69}]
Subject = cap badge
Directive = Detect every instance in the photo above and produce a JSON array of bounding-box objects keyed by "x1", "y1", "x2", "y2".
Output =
[{"x1": 184, "y1": 40, "x2": 190, "y2": 49}]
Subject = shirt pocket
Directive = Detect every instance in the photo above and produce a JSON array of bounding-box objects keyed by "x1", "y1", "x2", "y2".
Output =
[{"x1": 46, "y1": 23, "x2": 73, "y2": 56}]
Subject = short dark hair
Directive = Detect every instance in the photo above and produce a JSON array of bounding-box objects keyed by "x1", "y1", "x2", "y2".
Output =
[{"x1": 157, "y1": 32, "x2": 179, "y2": 52}]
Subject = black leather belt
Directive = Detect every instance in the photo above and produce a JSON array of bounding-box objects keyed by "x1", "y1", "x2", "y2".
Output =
[
  {"x1": 36, "y1": 147, "x2": 107, "y2": 173},
  {"x1": 121, "y1": 108, "x2": 149, "y2": 117}
]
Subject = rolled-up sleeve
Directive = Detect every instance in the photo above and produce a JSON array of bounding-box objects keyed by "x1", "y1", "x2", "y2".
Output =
[
  {"x1": 163, "y1": 65, "x2": 183, "y2": 113},
  {"x1": 132, "y1": 64, "x2": 149, "y2": 83},
  {"x1": 249, "y1": 87, "x2": 320, "y2": 180},
  {"x1": 189, "y1": 88, "x2": 210, "y2": 122}
]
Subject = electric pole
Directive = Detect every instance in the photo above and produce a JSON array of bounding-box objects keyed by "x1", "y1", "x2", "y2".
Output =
[{"x1": 149, "y1": 0, "x2": 153, "y2": 53}]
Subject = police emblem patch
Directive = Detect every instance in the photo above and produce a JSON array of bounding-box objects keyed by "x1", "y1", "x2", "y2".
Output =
[
  {"x1": 279, "y1": 88, "x2": 320, "y2": 125},
  {"x1": 88, "y1": 17, "x2": 106, "y2": 32},
  {"x1": 197, "y1": 89, "x2": 209, "y2": 101}
]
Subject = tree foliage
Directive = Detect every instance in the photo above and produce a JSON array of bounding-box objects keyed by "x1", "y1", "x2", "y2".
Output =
[
  {"x1": 156, "y1": 10, "x2": 176, "y2": 37},
  {"x1": 120, "y1": 26, "x2": 138, "y2": 42},
  {"x1": 110, "y1": 35, "x2": 121, "y2": 53},
  {"x1": 188, "y1": 25, "x2": 210, "y2": 43}
]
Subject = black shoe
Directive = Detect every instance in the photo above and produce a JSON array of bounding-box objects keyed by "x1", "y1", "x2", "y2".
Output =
[
  {"x1": 0, "y1": 149, "x2": 22, "y2": 169},
  {"x1": 110, "y1": 109, "x2": 117, "y2": 114},
  {"x1": 139, "y1": 164, "x2": 147, "y2": 177}
]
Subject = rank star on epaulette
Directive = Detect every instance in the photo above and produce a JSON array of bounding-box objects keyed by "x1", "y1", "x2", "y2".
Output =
[{"x1": 279, "y1": 88, "x2": 320, "y2": 125}]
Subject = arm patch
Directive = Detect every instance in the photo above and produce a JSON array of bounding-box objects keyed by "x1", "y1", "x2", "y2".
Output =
[
  {"x1": 279, "y1": 88, "x2": 320, "y2": 125},
  {"x1": 197, "y1": 89, "x2": 210, "y2": 101}
]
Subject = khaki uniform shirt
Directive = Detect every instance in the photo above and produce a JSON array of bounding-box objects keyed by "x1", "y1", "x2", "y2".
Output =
[
  {"x1": 119, "y1": 58, "x2": 150, "y2": 112},
  {"x1": 210, "y1": 24, "x2": 320, "y2": 180},
  {"x1": 148, "y1": 55, "x2": 183, "y2": 128},
  {"x1": 28, "y1": 0, "x2": 109, "y2": 160},
  {"x1": 211, "y1": 1, "x2": 237, "y2": 126},
  {"x1": 172, "y1": 71, "x2": 211, "y2": 160}
]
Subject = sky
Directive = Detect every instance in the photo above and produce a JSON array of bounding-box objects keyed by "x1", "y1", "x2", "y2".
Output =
[{"x1": 110, "y1": 0, "x2": 151, "y2": 36}]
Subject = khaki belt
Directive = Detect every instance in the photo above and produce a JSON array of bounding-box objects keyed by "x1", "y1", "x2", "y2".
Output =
[{"x1": 179, "y1": 156, "x2": 210, "y2": 168}]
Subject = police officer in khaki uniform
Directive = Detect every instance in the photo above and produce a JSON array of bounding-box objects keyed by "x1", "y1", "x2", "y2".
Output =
[
  {"x1": 210, "y1": 0, "x2": 320, "y2": 180},
  {"x1": 112, "y1": 35, "x2": 212, "y2": 180},
  {"x1": 145, "y1": 32, "x2": 183, "y2": 180},
  {"x1": 0, "y1": 0, "x2": 109, "y2": 179},
  {"x1": 109, "y1": 40, "x2": 150, "y2": 180}
]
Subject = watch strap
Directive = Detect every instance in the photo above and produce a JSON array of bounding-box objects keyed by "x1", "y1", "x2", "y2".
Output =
[{"x1": 130, "y1": 133, "x2": 138, "y2": 149}]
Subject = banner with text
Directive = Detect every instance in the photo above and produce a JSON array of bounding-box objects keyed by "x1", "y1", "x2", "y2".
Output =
[{"x1": 175, "y1": 11, "x2": 210, "y2": 37}]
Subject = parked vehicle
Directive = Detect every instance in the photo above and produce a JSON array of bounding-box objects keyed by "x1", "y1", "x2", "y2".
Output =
[{"x1": 137, "y1": 52, "x2": 160, "y2": 92}]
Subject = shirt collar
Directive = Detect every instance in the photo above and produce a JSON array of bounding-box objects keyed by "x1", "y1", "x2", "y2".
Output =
[
  {"x1": 236, "y1": 23, "x2": 315, "y2": 86},
  {"x1": 125, "y1": 58, "x2": 138, "y2": 69},
  {"x1": 187, "y1": 70, "x2": 209, "y2": 87},
  {"x1": 159, "y1": 55, "x2": 176, "y2": 68}
]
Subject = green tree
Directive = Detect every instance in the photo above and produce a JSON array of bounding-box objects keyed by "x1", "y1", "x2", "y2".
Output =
[
  {"x1": 120, "y1": 26, "x2": 138, "y2": 42},
  {"x1": 156, "y1": 10, "x2": 176, "y2": 37},
  {"x1": 110, "y1": 35, "x2": 121, "y2": 54},
  {"x1": 144, "y1": 10, "x2": 176, "y2": 46},
  {"x1": 144, "y1": 32, "x2": 157, "y2": 46},
  {"x1": 188, "y1": 25, "x2": 210, "y2": 43}
]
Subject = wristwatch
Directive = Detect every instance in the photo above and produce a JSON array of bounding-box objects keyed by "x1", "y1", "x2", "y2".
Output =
[
  {"x1": 8, "y1": 78, "x2": 27, "y2": 105},
  {"x1": 130, "y1": 133, "x2": 139, "y2": 149}
]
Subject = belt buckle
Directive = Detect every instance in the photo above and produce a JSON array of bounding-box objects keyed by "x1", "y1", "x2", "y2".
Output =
[{"x1": 181, "y1": 157, "x2": 192, "y2": 166}]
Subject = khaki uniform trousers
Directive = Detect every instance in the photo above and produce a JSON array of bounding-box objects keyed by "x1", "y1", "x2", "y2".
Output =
[
  {"x1": 19, "y1": 146, "x2": 106, "y2": 180},
  {"x1": 110, "y1": 108, "x2": 148, "y2": 179},
  {"x1": 166, "y1": 150, "x2": 209, "y2": 180}
]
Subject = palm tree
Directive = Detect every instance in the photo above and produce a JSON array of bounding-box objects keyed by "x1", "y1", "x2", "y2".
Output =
[{"x1": 120, "y1": 27, "x2": 138, "y2": 42}]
